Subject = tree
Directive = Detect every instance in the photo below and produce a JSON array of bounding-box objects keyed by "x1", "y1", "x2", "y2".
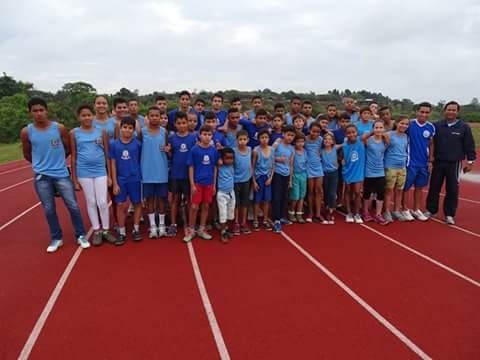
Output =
[
  {"x1": 0, "y1": 73, "x2": 33, "y2": 99},
  {"x1": 470, "y1": 97, "x2": 479, "y2": 109},
  {"x1": 0, "y1": 93, "x2": 30, "y2": 142}
]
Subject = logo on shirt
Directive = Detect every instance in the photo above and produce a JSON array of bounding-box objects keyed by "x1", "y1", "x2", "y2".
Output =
[
  {"x1": 179, "y1": 143, "x2": 188, "y2": 152},
  {"x1": 95, "y1": 137, "x2": 103, "y2": 145},
  {"x1": 351, "y1": 151, "x2": 359, "y2": 162},
  {"x1": 202, "y1": 155, "x2": 210, "y2": 165},
  {"x1": 121, "y1": 150, "x2": 130, "y2": 160},
  {"x1": 422, "y1": 130, "x2": 431, "y2": 138},
  {"x1": 50, "y1": 138, "x2": 60, "y2": 148}
]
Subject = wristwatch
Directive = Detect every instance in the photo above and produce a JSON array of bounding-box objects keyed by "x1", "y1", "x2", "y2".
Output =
[{"x1": 467, "y1": 160, "x2": 475, "y2": 165}]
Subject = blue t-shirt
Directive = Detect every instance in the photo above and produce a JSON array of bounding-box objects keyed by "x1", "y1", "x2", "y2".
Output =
[
  {"x1": 333, "y1": 128, "x2": 346, "y2": 145},
  {"x1": 407, "y1": 119, "x2": 435, "y2": 168},
  {"x1": 141, "y1": 127, "x2": 168, "y2": 183},
  {"x1": 342, "y1": 138, "x2": 365, "y2": 184},
  {"x1": 225, "y1": 126, "x2": 241, "y2": 148},
  {"x1": 293, "y1": 149, "x2": 307, "y2": 173},
  {"x1": 321, "y1": 148, "x2": 338, "y2": 173},
  {"x1": 305, "y1": 136, "x2": 324, "y2": 178},
  {"x1": 365, "y1": 137, "x2": 386, "y2": 178},
  {"x1": 274, "y1": 142, "x2": 294, "y2": 176},
  {"x1": 356, "y1": 120, "x2": 374, "y2": 137},
  {"x1": 327, "y1": 118, "x2": 339, "y2": 131},
  {"x1": 217, "y1": 164, "x2": 234, "y2": 192},
  {"x1": 349, "y1": 111, "x2": 360, "y2": 124},
  {"x1": 239, "y1": 118, "x2": 270, "y2": 148},
  {"x1": 213, "y1": 109, "x2": 228, "y2": 127},
  {"x1": 254, "y1": 146, "x2": 274, "y2": 178},
  {"x1": 234, "y1": 147, "x2": 252, "y2": 183},
  {"x1": 94, "y1": 117, "x2": 116, "y2": 139},
  {"x1": 285, "y1": 112, "x2": 297, "y2": 125},
  {"x1": 385, "y1": 131, "x2": 408, "y2": 169},
  {"x1": 169, "y1": 132, "x2": 197, "y2": 180},
  {"x1": 27, "y1": 122, "x2": 69, "y2": 178},
  {"x1": 74, "y1": 127, "x2": 106, "y2": 178},
  {"x1": 136, "y1": 115, "x2": 145, "y2": 128},
  {"x1": 210, "y1": 131, "x2": 227, "y2": 149},
  {"x1": 269, "y1": 131, "x2": 283, "y2": 146},
  {"x1": 187, "y1": 144, "x2": 218, "y2": 185},
  {"x1": 109, "y1": 138, "x2": 142, "y2": 184}
]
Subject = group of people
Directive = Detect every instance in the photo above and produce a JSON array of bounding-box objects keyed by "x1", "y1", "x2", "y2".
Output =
[{"x1": 20, "y1": 92, "x2": 476, "y2": 252}]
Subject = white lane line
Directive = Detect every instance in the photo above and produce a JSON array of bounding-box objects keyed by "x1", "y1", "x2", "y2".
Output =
[
  {"x1": 421, "y1": 189, "x2": 480, "y2": 205},
  {"x1": 429, "y1": 217, "x2": 480, "y2": 238},
  {"x1": 0, "y1": 202, "x2": 41, "y2": 232},
  {"x1": 0, "y1": 165, "x2": 30, "y2": 176},
  {"x1": 0, "y1": 159, "x2": 26, "y2": 167},
  {"x1": 0, "y1": 178, "x2": 32, "y2": 193},
  {"x1": 187, "y1": 242, "x2": 230, "y2": 360},
  {"x1": 280, "y1": 231, "x2": 432, "y2": 360},
  {"x1": 17, "y1": 227, "x2": 94, "y2": 360}
]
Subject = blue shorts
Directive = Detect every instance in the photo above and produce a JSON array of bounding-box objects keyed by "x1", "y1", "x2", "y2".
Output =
[
  {"x1": 143, "y1": 183, "x2": 168, "y2": 199},
  {"x1": 405, "y1": 166, "x2": 429, "y2": 190},
  {"x1": 115, "y1": 181, "x2": 142, "y2": 204},
  {"x1": 254, "y1": 175, "x2": 272, "y2": 203}
]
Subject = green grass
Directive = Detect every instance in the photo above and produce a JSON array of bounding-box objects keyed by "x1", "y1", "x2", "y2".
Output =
[
  {"x1": 0, "y1": 142, "x2": 23, "y2": 164},
  {"x1": 470, "y1": 123, "x2": 480, "y2": 149}
]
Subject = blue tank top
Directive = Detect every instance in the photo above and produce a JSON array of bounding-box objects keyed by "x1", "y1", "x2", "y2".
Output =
[
  {"x1": 94, "y1": 117, "x2": 116, "y2": 139},
  {"x1": 274, "y1": 142, "x2": 294, "y2": 176},
  {"x1": 217, "y1": 164, "x2": 234, "y2": 192},
  {"x1": 234, "y1": 147, "x2": 252, "y2": 183},
  {"x1": 342, "y1": 138, "x2": 366, "y2": 184},
  {"x1": 321, "y1": 147, "x2": 338, "y2": 173},
  {"x1": 27, "y1": 122, "x2": 69, "y2": 178},
  {"x1": 74, "y1": 127, "x2": 106, "y2": 178},
  {"x1": 384, "y1": 131, "x2": 408, "y2": 169},
  {"x1": 305, "y1": 136, "x2": 324, "y2": 177},
  {"x1": 365, "y1": 137, "x2": 386, "y2": 177},
  {"x1": 141, "y1": 127, "x2": 169, "y2": 183},
  {"x1": 254, "y1": 146, "x2": 274, "y2": 178},
  {"x1": 293, "y1": 149, "x2": 307, "y2": 173}
]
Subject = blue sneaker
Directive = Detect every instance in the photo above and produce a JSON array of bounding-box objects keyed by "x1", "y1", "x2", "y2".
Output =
[{"x1": 273, "y1": 221, "x2": 282, "y2": 234}]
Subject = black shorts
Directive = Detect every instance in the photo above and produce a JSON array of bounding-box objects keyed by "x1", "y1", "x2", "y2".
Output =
[
  {"x1": 234, "y1": 181, "x2": 250, "y2": 207},
  {"x1": 171, "y1": 179, "x2": 190, "y2": 196},
  {"x1": 363, "y1": 176, "x2": 386, "y2": 200}
]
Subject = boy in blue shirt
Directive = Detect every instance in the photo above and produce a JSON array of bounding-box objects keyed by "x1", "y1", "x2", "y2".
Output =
[
  {"x1": 109, "y1": 116, "x2": 143, "y2": 245},
  {"x1": 216, "y1": 147, "x2": 236, "y2": 243},
  {"x1": 203, "y1": 111, "x2": 226, "y2": 150},
  {"x1": 356, "y1": 106, "x2": 374, "y2": 137},
  {"x1": 168, "y1": 90, "x2": 191, "y2": 131},
  {"x1": 233, "y1": 130, "x2": 252, "y2": 235},
  {"x1": 210, "y1": 93, "x2": 228, "y2": 127},
  {"x1": 239, "y1": 109, "x2": 270, "y2": 148},
  {"x1": 185, "y1": 125, "x2": 218, "y2": 242}
]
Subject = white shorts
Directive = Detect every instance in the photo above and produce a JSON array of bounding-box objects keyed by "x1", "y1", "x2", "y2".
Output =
[{"x1": 216, "y1": 189, "x2": 236, "y2": 224}]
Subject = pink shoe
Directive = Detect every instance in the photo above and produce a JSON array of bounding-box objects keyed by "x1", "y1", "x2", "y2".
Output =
[
  {"x1": 362, "y1": 211, "x2": 374, "y2": 222},
  {"x1": 374, "y1": 214, "x2": 388, "y2": 225}
]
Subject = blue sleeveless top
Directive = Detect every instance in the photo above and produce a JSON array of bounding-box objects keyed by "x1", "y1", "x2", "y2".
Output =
[
  {"x1": 321, "y1": 147, "x2": 338, "y2": 173},
  {"x1": 305, "y1": 136, "x2": 324, "y2": 177},
  {"x1": 74, "y1": 127, "x2": 107, "y2": 178},
  {"x1": 342, "y1": 138, "x2": 366, "y2": 184},
  {"x1": 254, "y1": 146, "x2": 274, "y2": 178},
  {"x1": 141, "y1": 126, "x2": 169, "y2": 183},
  {"x1": 234, "y1": 147, "x2": 252, "y2": 183},
  {"x1": 384, "y1": 131, "x2": 408, "y2": 169},
  {"x1": 293, "y1": 149, "x2": 307, "y2": 173},
  {"x1": 93, "y1": 117, "x2": 116, "y2": 139},
  {"x1": 365, "y1": 137, "x2": 386, "y2": 177},
  {"x1": 27, "y1": 122, "x2": 69, "y2": 178}
]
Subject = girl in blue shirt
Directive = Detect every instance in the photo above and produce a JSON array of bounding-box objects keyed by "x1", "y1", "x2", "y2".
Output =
[
  {"x1": 288, "y1": 133, "x2": 308, "y2": 224},
  {"x1": 305, "y1": 122, "x2": 325, "y2": 223},
  {"x1": 321, "y1": 133, "x2": 339, "y2": 224},
  {"x1": 233, "y1": 130, "x2": 252, "y2": 235}
]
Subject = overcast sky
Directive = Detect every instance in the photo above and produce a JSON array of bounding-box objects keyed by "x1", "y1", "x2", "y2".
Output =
[{"x1": 1, "y1": 0, "x2": 479, "y2": 103}]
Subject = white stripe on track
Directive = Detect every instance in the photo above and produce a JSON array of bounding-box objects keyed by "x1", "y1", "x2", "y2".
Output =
[
  {"x1": 0, "y1": 178, "x2": 32, "y2": 193},
  {"x1": 0, "y1": 202, "x2": 41, "y2": 232},
  {"x1": 0, "y1": 165, "x2": 30, "y2": 176},
  {"x1": 187, "y1": 242, "x2": 230, "y2": 360},
  {"x1": 280, "y1": 231, "x2": 432, "y2": 360},
  {"x1": 429, "y1": 217, "x2": 480, "y2": 238},
  {"x1": 421, "y1": 189, "x2": 480, "y2": 205}
]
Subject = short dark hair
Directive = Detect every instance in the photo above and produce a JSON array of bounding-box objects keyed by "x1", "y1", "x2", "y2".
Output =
[
  {"x1": 128, "y1": 98, "x2": 139, "y2": 105},
  {"x1": 28, "y1": 97, "x2": 48, "y2": 111},
  {"x1": 316, "y1": 114, "x2": 328, "y2": 121},
  {"x1": 345, "y1": 124, "x2": 357, "y2": 132},
  {"x1": 326, "y1": 103, "x2": 337, "y2": 109},
  {"x1": 294, "y1": 132, "x2": 306, "y2": 142},
  {"x1": 309, "y1": 121, "x2": 322, "y2": 130},
  {"x1": 290, "y1": 96, "x2": 302, "y2": 103},
  {"x1": 257, "y1": 129, "x2": 271, "y2": 139},
  {"x1": 120, "y1": 116, "x2": 136, "y2": 127},
  {"x1": 302, "y1": 100, "x2": 312, "y2": 106},
  {"x1": 179, "y1": 90, "x2": 191, "y2": 98},
  {"x1": 194, "y1": 98, "x2": 206, "y2": 105},
  {"x1": 443, "y1": 101, "x2": 460, "y2": 111},
  {"x1": 95, "y1": 94, "x2": 109, "y2": 103},
  {"x1": 339, "y1": 112, "x2": 351, "y2": 120},
  {"x1": 204, "y1": 111, "x2": 216, "y2": 120},
  {"x1": 147, "y1": 105, "x2": 161, "y2": 114},
  {"x1": 77, "y1": 103, "x2": 94, "y2": 116},
  {"x1": 274, "y1": 103, "x2": 285, "y2": 110},
  {"x1": 212, "y1": 93, "x2": 223, "y2": 101},
  {"x1": 113, "y1": 97, "x2": 127, "y2": 108},
  {"x1": 237, "y1": 129, "x2": 249, "y2": 139},
  {"x1": 283, "y1": 124, "x2": 296, "y2": 134},
  {"x1": 359, "y1": 106, "x2": 372, "y2": 114},
  {"x1": 230, "y1": 97, "x2": 241, "y2": 103},
  {"x1": 417, "y1": 102, "x2": 432, "y2": 110},
  {"x1": 251, "y1": 95, "x2": 262, "y2": 102},
  {"x1": 378, "y1": 106, "x2": 390, "y2": 113},
  {"x1": 199, "y1": 124, "x2": 213, "y2": 134},
  {"x1": 155, "y1": 95, "x2": 166, "y2": 102},
  {"x1": 272, "y1": 114, "x2": 284, "y2": 122},
  {"x1": 175, "y1": 111, "x2": 188, "y2": 121},
  {"x1": 228, "y1": 107, "x2": 239, "y2": 115},
  {"x1": 255, "y1": 109, "x2": 268, "y2": 118},
  {"x1": 220, "y1": 147, "x2": 235, "y2": 160}
]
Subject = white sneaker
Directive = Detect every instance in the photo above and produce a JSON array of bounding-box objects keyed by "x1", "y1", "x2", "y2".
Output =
[
  {"x1": 47, "y1": 239, "x2": 64, "y2": 253},
  {"x1": 354, "y1": 214, "x2": 364, "y2": 224},
  {"x1": 392, "y1": 211, "x2": 407, "y2": 222},
  {"x1": 412, "y1": 209, "x2": 428, "y2": 221},
  {"x1": 402, "y1": 210, "x2": 415, "y2": 221},
  {"x1": 158, "y1": 225, "x2": 166, "y2": 237},
  {"x1": 445, "y1": 216, "x2": 455, "y2": 225},
  {"x1": 77, "y1": 235, "x2": 90, "y2": 249},
  {"x1": 148, "y1": 227, "x2": 158, "y2": 239},
  {"x1": 423, "y1": 211, "x2": 436, "y2": 219},
  {"x1": 345, "y1": 213, "x2": 354, "y2": 223}
]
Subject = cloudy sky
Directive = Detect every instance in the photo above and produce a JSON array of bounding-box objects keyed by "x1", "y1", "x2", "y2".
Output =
[{"x1": 1, "y1": 0, "x2": 479, "y2": 103}]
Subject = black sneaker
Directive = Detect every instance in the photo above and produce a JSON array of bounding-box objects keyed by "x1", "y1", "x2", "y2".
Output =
[
  {"x1": 102, "y1": 230, "x2": 118, "y2": 244},
  {"x1": 220, "y1": 230, "x2": 230, "y2": 244},
  {"x1": 115, "y1": 234, "x2": 126, "y2": 246},
  {"x1": 132, "y1": 230, "x2": 142, "y2": 241},
  {"x1": 92, "y1": 231, "x2": 103, "y2": 246}
]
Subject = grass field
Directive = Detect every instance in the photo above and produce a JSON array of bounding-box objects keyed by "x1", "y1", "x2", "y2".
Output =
[
  {"x1": 471, "y1": 123, "x2": 480, "y2": 148},
  {"x1": 0, "y1": 142, "x2": 22, "y2": 164}
]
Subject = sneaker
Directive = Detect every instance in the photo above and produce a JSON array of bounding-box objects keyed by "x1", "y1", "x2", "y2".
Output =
[
  {"x1": 362, "y1": 211, "x2": 374, "y2": 222},
  {"x1": 240, "y1": 224, "x2": 252, "y2": 234},
  {"x1": 205, "y1": 224, "x2": 213, "y2": 231},
  {"x1": 92, "y1": 231, "x2": 103, "y2": 246},
  {"x1": 263, "y1": 220, "x2": 272, "y2": 231},
  {"x1": 374, "y1": 214, "x2": 388, "y2": 225},
  {"x1": 102, "y1": 230, "x2": 118, "y2": 244},
  {"x1": 233, "y1": 223, "x2": 241, "y2": 236},
  {"x1": 383, "y1": 211, "x2": 393, "y2": 223},
  {"x1": 213, "y1": 220, "x2": 222, "y2": 231},
  {"x1": 412, "y1": 209, "x2": 428, "y2": 221},
  {"x1": 115, "y1": 234, "x2": 126, "y2": 246},
  {"x1": 305, "y1": 217, "x2": 313, "y2": 223},
  {"x1": 167, "y1": 224, "x2": 177, "y2": 237},
  {"x1": 220, "y1": 230, "x2": 230, "y2": 244},
  {"x1": 148, "y1": 227, "x2": 158, "y2": 239},
  {"x1": 280, "y1": 217, "x2": 293, "y2": 225},
  {"x1": 402, "y1": 210, "x2": 415, "y2": 222},
  {"x1": 327, "y1": 214, "x2": 335, "y2": 225},
  {"x1": 113, "y1": 223, "x2": 120, "y2": 234},
  {"x1": 313, "y1": 216, "x2": 328, "y2": 225},
  {"x1": 252, "y1": 221, "x2": 260, "y2": 231},
  {"x1": 288, "y1": 211, "x2": 297, "y2": 223},
  {"x1": 296, "y1": 213, "x2": 306, "y2": 224},
  {"x1": 46, "y1": 239, "x2": 63, "y2": 253},
  {"x1": 182, "y1": 228, "x2": 195, "y2": 243},
  {"x1": 423, "y1": 211, "x2": 436, "y2": 219},
  {"x1": 132, "y1": 230, "x2": 142, "y2": 241},
  {"x1": 197, "y1": 230, "x2": 213, "y2": 240},
  {"x1": 158, "y1": 225, "x2": 167, "y2": 238},
  {"x1": 392, "y1": 211, "x2": 406, "y2": 222},
  {"x1": 445, "y1": 216, "x2": 455, "y2": 225},
  {"x1": 345, "y1": 213, "x2": 354, "y2": 223},
  {"x1": 273, "y1": 221, "x2": 282, "y2": 233},
  {"x1": 77, "y1": 235, "x2": 90, "y2": 249},
  {"x1": 354, "y1": 214, "x2": 364, "y2": 224}
]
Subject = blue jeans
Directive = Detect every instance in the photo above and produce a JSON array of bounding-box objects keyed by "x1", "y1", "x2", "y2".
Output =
[
  {"x1": 323, "y1": 171, "x2": 338, "y2": 209},
  {"x1": 33, "y1": 174, "x2": 86, "y2": 241}
]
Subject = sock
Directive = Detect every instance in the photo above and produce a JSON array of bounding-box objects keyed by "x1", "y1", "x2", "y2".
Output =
[
  {"x1": 119, "y1": 227, "x2": 126, "y2": 235},
  {"x1": 134, "y1": 224, "x2": 140, "y2": 232},
  {"x1": 148, "y1": 213, "x2": 156, "y2": 228},
  {"x1": 159, "y1": 214, "x2": 165, "y2": 225}
]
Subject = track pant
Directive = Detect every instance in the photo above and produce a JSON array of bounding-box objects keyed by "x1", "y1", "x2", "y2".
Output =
[
  {"x1": 271, "y1": 173, "x2": 289, "y2": 221},
  {"x1": 78, "y1": 176, "x2": 109, "y2": 230},
  {"x1": 426, "y1": 160, "x2": 462, "y2": 217}
]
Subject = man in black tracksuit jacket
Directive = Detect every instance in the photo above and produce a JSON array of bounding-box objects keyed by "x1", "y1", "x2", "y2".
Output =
[{"x1": 426, "y1": 101, "x2": 476, "y2": 224}]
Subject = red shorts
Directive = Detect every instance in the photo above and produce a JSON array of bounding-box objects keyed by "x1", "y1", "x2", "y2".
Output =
[{"x1": 191, "y1": 183, "x2": 214, "y2": 205}]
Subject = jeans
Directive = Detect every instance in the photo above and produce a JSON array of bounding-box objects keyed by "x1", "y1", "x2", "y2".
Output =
[
  {"x1": 323, "y1": 171, "x2": 338, "y2": 209},
  {"x1": 33, "y1": 174, "x2": 86, "y2": 241},
  {"x1": 271, "y1": 173, "x2": 290, "y2": 221}
]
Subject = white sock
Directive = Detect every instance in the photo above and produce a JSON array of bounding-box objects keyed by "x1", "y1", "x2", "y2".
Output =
[
  {"x1": 134, "y1": 224, "x2": 140, "y2": 232},
  {"x1": 159, "y1": 214, "x2": 165, "y2": 225},
  {"x1": 148, "y1": 213, "x2": 156, "y2": 227},
  {"x1": 119, "y1": 227, "x2": 126, "y2": 235}
]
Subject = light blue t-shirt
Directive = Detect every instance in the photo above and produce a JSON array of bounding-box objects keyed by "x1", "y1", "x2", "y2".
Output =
[
  {"x1": 342, "y1": 138, "x2": 366, "y2": 184},
  {"x1": 274, "y1": 142, "x2": 294, "y2": 176},
  {"x1": 254, "y1": 146, "x2": 274, "y2": 178},
  {"x1": 384, "y1": 131, "x2": 408, "y2": 169},
  {"x1": 217, "y1": 164, "x2": 234, "y2": 192},
  {"x1": 141, "y1": 126, "x2": 169, "y2": 183},
  {"x1": 74, "y1": 127, "x2": 106, "y2": 178},
  {"x1": 356, "y1": 120, "x2": 374, "y2": 137},
  {"x1": 305, "y1": 136, "x2": 324, "y2": 177},
  {"x1": 234, "y1": 147, "x2": 252, "y2": 183},
  {"x1": 321, "y1": 147, "x2": 338, "y2": 173},
  {"x1": 365, "y1": 137, "x2": 386, "y2": 177},
  {"x1": 293, "y1": 149, "x2": 307, "y2": 173}
]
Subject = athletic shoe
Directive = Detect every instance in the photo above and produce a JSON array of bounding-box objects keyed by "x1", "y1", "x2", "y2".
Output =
[
  {"x1": 240, "y1": 225, "x2": 252, "y2": 234},
  {"x1": 354, "y1": 214, "x2": 364, "y2": 224},
  {"x1": 197, "y1": 230, "x2": 213, "y2": 240},
  {"x1": 280, "y1": 217, "x2": 292, "y2": 225},
  {"x1": 392, "y1": 211, "x2": 407, "y2": 222},
  {"x1": 345, "y1": 213, "x2": 354, "y2": 223},
  {"x1": 158, "y1": 225, "x2": 167, "y2": 238},
  {"x1": 445, "y1": 216, "x2": 455, "y2": 225},
  {"x1": 362, "y1": 211, "x2": 374, "y2": 222},
  {"x1": 423, "y1": 211, "x2": 436, "y2": 219},
  {"x1": 383, "y1": 211, "x2": 393, "y2": 223},
  {"x1": 167, "y1": 224, "x2": 177, "y2": 237},
  {"x1": 288, "y1": 212, "x2": 297, "y2": 223},
  {"x1": 220, "y1": 230, "x2": 230, "y2": 244},
  {"x1": 92, "y1": 231, "x2": 103, "y2": 246},
  {"x1": 148, "y1": 227, "x2": 158, "y2": 239},
  {"x1": 233, "y1": 223, "x2": 241, "y2": 236},
  {"x1": 305, "y1": 217, "x2": 313, "y2": 223},
  {"x1": 115, "y1": 234, "x2": 126, "y2": 246},
  {"x1": 296, "y1": 213, "x2": 306, "y2": 224},
  {"x1": 132, "y1": 230, "x2": 142, "y2": 241},
  {"x1": 46, "y1": 239, "x2": 63, "y2": 253},
  {"x1": 182, "y1": 228, "x2": 195, "y2": 243},
  {"x1": 374, "y1": 214, "x2": 388, "y2": 225},
  {"x1": 103, "y1": 230, "x2": 118, "y2": 244},
  {"x1": 273, "y1": 221, "x2": 282, "y2": 233},
  {"x1": 412, "y1": 209, "x2": 428, "y2": 221},
  {"x1": 402, "y1": 210, "x2": 415, "y2": 222},
  {"x1": 263, "y1": 220, "x2": 272, "y2": 231},
  {"x1": 77, "y1": 235, "x2": 90, "y2": 249},
  {"x1": 252, "y1": 221, "x2": 260, "y2": 231},
  {"x1": 328, "y1": 214, "x2": 335, "y2": 225}
]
